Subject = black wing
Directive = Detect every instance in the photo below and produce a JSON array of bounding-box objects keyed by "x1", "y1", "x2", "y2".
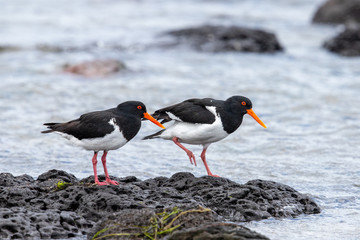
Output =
[
  {"x1": 153, "y1": 98, "x2": 222, "y2": 124},
  {"x1": 43, "y1": 110, "x2": 116, "y2": 140}
]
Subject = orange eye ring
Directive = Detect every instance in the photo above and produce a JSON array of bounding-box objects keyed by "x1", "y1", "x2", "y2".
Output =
[
  {"x1": 241, "y1": 101, "x2": 246, "y2": 106},
  {"x1": 137, "y1": 105, "x2": 142, "y2": 110}
]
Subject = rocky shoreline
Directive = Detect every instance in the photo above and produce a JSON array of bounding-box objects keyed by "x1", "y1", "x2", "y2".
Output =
[
  {"x1": 0, "y1": 170, "x2": 320, "y2": 239},
  {"x1": 162, "y1": 25, "x2": 283, "y2": 53},
  {"x1": 313, "y1": 0, "x2": 360, "y2": 57}
]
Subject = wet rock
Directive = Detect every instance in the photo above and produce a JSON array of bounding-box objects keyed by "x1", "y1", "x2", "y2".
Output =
[
  {"x1": 0, "y1": 207, "x2": 92, "y2": 239},
  {"x1": 0, "y1": 45, "x2": 21, "y2": 53},
  {"x1": 0, "y1": 172, "x2": 34, "y2": 187},
  {"x1": 163, "y1": 25, "x2": 283, "y2": 53},
  {"x1": 63, "y1": 59, "x2": 126, "y2": 77},
  {"x1": 0, "y1": 170, "x2": 320, "y2": 239},
  {"x1": 90, "y1": 207, "x2": 269, "y2": 240},
  {"x1": 168, "y1": 223, "x2": 269, "y2": 240},
  {"x1": 146, "y1": 173, "x2": 321, "y2": 221},
  {"x1": 323, "y1": 28, "x2": 360, "y2": 56},
  {"x1": 89, "y1": 207, "x2": 216, "y2": 240},
  {"x1": 312, "y1": 0, "x2": 360, "y2": 26},
  {"x1": 37, "y1": 169, "x2": 78, "y2": 183}
]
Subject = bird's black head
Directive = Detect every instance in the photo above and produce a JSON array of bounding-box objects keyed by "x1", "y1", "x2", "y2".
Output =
[
  {"x1": 117, "y1": 101, "x2": 147, "y2": 118},
  {"x1": 116, "y1": 101, "x2": 165, "y2": 129},
  {"x1": 226, "y1": 96, "x2": 266, "y2": 128},
  {"x1": 226, "y1": 96, "x2": 253, "y2": 114}
]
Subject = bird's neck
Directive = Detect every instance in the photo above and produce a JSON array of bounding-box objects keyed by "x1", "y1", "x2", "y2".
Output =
[
  {"x1": 218, "y1": 108, "x2": 244, "y2": 134},
  {"x1": 114, "y1": 112, "x2": 142, "y2": 141}
]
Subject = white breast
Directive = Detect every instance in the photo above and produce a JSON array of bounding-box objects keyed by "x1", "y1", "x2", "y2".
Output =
[
  {"x1": 158, "y1": 106, "x2": 229, "y2": 145},
  {"x1": 57, "y1": 118, "x2": 128, "y2": 151}
]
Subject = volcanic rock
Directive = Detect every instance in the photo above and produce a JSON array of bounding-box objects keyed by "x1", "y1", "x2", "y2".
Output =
[
  {"x1": 90, "y1": 208, "x2": 269, "y2": 240},
  {"x1": 0, "y1": 170, "x2": 320, "y2": 239},
  {"x1": 167, "y1": 223, "x2": 270, "y2": 240},
  {"x1": 0, "y1": 45, "x2": 21, "y2": 53},
  {"x1": 324, "y1": 28, "x2": 360, "y2": 56},
  {"x1": 163, "y1": 25, "x2": 283, "y2": 53},
  {"x1": 312, "y1": 0, "x2": 360, "y2": 26}
]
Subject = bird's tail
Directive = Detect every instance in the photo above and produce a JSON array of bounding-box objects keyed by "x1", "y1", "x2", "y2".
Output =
[
  {"x1": 142, "y1": 129, "x2": 165, "y2": 140},
  {"x1": 41, "y1": 123, "x2": 59, "y2": 134}
]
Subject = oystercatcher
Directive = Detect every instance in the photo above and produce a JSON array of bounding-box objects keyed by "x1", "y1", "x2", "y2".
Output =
[
  {"x1": 143, "y1": 96, "x2": 266, "y2": 177},
  {"x1": 42, "y1": 101, "x2": 165, "y2": 185}
]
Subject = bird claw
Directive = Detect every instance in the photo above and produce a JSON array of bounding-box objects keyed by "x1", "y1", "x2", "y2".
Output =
[
  {"x1": 95, "y1": 181, "x2": 109, "y2": 186},
  {"x1": 210, "y1": 174, "x2": 220, "y2": 178},
  {"x1": 107, "y1": 179, "x2": 119, "y2": 185},
  {"x1": 95, "y1": 179, "x2": 119, "y2": 186},
  {"x1": 187, "y1": 152, "x2": 197, "y2": 166}
]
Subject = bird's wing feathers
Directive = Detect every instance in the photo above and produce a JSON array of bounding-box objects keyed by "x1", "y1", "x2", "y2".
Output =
[
  {"x1": 153, "y1": 98, "x2": 218, "y2": 124},
  {"x1": 45, "y1": 111, "x2": 116, "y2": 139}
]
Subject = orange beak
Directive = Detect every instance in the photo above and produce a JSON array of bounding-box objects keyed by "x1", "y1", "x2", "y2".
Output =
[
  {"x1": 246, "y1": 109, "x2": 267, "y2": 128},
  {"x1": 143, "y1": 112, "x2": 166, "y2": 129}
]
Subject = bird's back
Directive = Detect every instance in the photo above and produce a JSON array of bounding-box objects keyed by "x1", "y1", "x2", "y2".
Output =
[
  {"x1": 153, "y1": 98, "x2": 225, "y2": 124},
  {"x1": 42, "y1": 109, "x2": 119, "y2": 140}
]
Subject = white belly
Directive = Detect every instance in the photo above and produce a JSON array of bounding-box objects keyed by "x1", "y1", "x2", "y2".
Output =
[
  {"x1": 57, "y1": 119, "x2": 128, "y2": 151},
  {"x1": 158, "y1": 117, "x2": 229, "y2": 145}
]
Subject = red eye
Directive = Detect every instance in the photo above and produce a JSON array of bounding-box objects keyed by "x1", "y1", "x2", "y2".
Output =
[
  {"x1": 241, "y1": 101, "x2": 246, "y2": 106},
  {"x1": 137, "y1": 105, "x2": 142, "y2": 110}
]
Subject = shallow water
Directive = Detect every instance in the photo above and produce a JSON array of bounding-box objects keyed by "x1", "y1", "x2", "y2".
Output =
[{"x1": 1, "y1": 0, "x2": 360, "y2": 239}]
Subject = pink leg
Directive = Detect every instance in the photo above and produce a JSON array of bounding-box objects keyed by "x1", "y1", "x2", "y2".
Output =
[
  {"x1": 200, "y1": 146, "x2": 220, "y2": 177},
  {"x1": 172, "y1": 137, "x2": 197, "y2": 166},
  {"x1": 92, "y1": 151, "x2": 104, "y2": 185},
  {"x1": 101, "y1": 151, "x2": 119, "y2": 185}
]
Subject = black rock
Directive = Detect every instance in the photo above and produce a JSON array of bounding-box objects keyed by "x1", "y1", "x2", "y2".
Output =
[
  {"x1": 163, "y1": 25, "x2": 283, "y2": 53},
  {"x1": 0, "y1": 207, "x2": 92, "y2": 239},
  {"x1": 168, "y1": 223, "x2": 269, "y2": 240},
  {"x1": 0, "y1": 172, "x2": 34, "y2": 187},
  {"x1": 0, "y1": 170, "x2": 320, "y2": 239},
  {"x1": 90, "y1": 207, "x2": 269, "y2": 240},
  {"x1": 0, "y1": 45, "x2": 21, "y2": 53},
  {"x1": 37, "y1": 169, "x2": 78, "y2": 183},
  {"x1": 312, "y1": 0, "x2": 360, "y2": 26},
  {"x1": 323, "y1": 28, "x2": 360, "y2": 56}
]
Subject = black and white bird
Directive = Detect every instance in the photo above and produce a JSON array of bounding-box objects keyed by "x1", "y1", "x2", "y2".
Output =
[
  {"x1": 143, "y1": 96, "x2": 266, "y2": 177},
  {"x1": 42, "y1": 101, "x2": 165, "y2": 185}
]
